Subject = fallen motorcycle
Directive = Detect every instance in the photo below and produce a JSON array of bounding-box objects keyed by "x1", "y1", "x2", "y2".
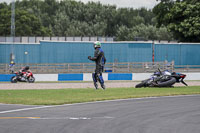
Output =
[
  {"x1": 11, "y1": 71, "x2": 35, "y2": 83},
  {"x1": 135, "y1": 68, "x2": 188, "y2": 88}
]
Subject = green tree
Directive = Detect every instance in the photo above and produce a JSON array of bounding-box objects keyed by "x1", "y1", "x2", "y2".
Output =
[
  {"x1": 0, "y1": 7, "x2": 51, "y2": 36},
  {"x1": 15, "y1": 9, "x2": 52, "y2": 36},
  {"x1": 137, "y1": 7, "x2": 155, "y2": 25},
  {"x1": 156, "y1": 26, "x2": 173, "y2": 41},
  {"x1": 0, "y1": 2, "x2": 8, "y2": 10},
  {"x1": 115, "y1": 25, "x2": 130, "y2": 41},
  {"x1": 153, "y1": 0, "x2": 175, "y2": 27},
  {"x1": 154, "y1": 0, "x2": 200, "y2": 42},
  {"x1": 0, "y1": 8, "x2": 10, "y2": 35},
  {"x1": 115, "y1": 24, "x2": 173, "y2": 41},
  {"x1": 167, "y1": 2, "x2": 200, "y2": 42},
  {"x1": 1, "y1": 0, "x2": 165, "y2": 40}
]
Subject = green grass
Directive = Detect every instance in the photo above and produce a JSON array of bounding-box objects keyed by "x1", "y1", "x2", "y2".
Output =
[{"x1": 0, "y1": 86, "x2": 200, "y2": 105}]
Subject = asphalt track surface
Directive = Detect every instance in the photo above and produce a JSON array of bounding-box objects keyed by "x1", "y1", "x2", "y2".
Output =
[{"x1": 0, "y1": 95, "x2": 200, "y2": 133}]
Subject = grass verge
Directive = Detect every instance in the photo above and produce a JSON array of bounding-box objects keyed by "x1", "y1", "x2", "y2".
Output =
[{"x1": 0, "y1": 86, "x2": 200, "y2": 105}]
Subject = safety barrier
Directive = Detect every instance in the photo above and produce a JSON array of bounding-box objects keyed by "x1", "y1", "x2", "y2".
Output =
[{"x1": 1, "y1": 73, "x2": 200, "y2": 82}]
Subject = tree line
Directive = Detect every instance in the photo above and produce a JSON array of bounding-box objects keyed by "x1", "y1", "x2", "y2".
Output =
[
  {"x1": 0, "y1": 0, "x2": 199, "y2": 42},
  {"x1": 153, "y1": 0, "x2": 200, "y2": 42}
]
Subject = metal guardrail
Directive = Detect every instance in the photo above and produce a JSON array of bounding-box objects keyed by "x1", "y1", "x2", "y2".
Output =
[{"x1": 0, "y1": 62, "x2": 174, "y2": 74}]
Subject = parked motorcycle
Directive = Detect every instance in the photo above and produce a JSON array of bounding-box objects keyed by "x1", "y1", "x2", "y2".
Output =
[
  {"x1": 135, "y1": 68, "x2": 188, "y2": 88},
  {"x1": 11, "y1": 71, "x2": 35, "y2": 83}
]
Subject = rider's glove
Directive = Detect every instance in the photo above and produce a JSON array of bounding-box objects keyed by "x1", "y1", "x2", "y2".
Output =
[{"x1": 88, "y1": 56, "x2": 91, "y2": 60}]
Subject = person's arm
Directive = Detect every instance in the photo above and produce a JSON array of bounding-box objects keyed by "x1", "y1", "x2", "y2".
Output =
[{"x1": 88, "y1": 49, "x2": 100, "y2": 61}]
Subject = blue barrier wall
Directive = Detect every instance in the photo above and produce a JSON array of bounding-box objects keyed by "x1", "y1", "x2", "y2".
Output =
[
  {"x1": 1, "y1": 41, "x2": 200, "y2": 65},
  {"x1": 0, "y1": 41, "x2": 152, "y2": 64},
  {"x1": 0, "y1": 43, "x2": 40, "y2": 63},
  {"x1": 154, "y1": 43, "x2": 200, "y2": 65},
  {"x1": 40, "y1": 41, "x2": 152, "y2": 63},
  {"x1": 0, "y1": 74, "x2": 15, "y2": 82},
  {"x1": 108, "y1": 73, "x2": 132, "y2": 80},
  {"x1": 0, "y1": 73, "x2": 132, "y2": 82},
  {"x1": 58, "y1": 74, "x2": 83, "y2": 81}
]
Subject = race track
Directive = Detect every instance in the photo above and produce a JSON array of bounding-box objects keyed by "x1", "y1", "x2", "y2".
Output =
[{"x1": 0, "y1": 95, "x2": 200, "y2": 133}]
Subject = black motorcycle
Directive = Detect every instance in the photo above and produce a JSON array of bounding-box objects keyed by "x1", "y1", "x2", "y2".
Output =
[{"x1": 135, "y1": 69, "x2": 188, "y2": 88}]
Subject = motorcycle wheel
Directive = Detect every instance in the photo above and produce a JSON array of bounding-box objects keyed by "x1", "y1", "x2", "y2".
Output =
[
  {"x1": 135, "y1": 82, "x2": 146, "y2": 88},
  {"x1": 28, "y1": 77, "x2": 35, "y2": 83},
  {"x1": 156, "y1": 77, "x2": 176, "y2": 87},
  {"x1": 11, "y1": 76, "x2": 17, "y2": 83}
]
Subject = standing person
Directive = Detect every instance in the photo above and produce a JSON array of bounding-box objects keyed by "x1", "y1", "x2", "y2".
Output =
[
  {"x1": 9, "y1": 61, "x2": 15, "y2": 74},
  {"x1": 88, "y1": 41, "x2": 106, "y2": 90}
]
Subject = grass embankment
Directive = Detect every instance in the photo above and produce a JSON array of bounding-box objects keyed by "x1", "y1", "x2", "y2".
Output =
[{"x1": 0, "y1": 86, "x2": 200, "y2": 105}]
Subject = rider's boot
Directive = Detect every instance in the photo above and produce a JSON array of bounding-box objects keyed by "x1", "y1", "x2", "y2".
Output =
[
  {"x1": 101, "y1": 83, "x2": 106, "y2": 90},
  {"x1": 92, "y1": 73, "x2": 98, "y2": 89},
  {"x1": 97, "y1": 74, "x2": 105, "y2": 90},
  {"x1": 94, "y1": 82, "x2": 98, "y2": 89}
]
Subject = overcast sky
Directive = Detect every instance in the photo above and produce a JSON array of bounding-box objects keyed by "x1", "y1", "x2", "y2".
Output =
[{"x1": 0, "y1": 0, "x2": 159, "y2": 9}]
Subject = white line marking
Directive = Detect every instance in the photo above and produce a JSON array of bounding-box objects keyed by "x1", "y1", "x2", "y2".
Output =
[
  {"x1": 0, "y1": 117, "x2": 40, "y2": 119},
  {"x1": 0, "y1": 103, "x2": 35, "y2": 106},
  {"x1": 30, "y1": 116, "x2": 113, "y2": 120},
  {"x1": 0, "y1": 106, "x2": 52, "y2": 114},
  {"x1": 0, "y1": 95, "x2": 199, "y2": 114}
]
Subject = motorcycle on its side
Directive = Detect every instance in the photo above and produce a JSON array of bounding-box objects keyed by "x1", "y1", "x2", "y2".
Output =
[
  {"x1": 11, "y1": 71, "x2": 35, "y2": 83},
  {"x1": 135, "y1": 68, "x2": 188, "y2": 88}
]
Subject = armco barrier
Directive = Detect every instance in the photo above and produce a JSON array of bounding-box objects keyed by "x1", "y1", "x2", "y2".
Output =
[{"x1": 1, "y1": 73, "x2": 200, "y2": 82}]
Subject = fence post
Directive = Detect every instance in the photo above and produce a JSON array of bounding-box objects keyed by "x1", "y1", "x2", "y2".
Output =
[
  {"x1": 6, "y1": 64, "x2": 8, "y2": 74},
  {"x1": 172, "y1": 60, "x2": 175, "y2": 72},
  {"x1": 128, "y1": 62, "x2": 130, "y2": 73},
  {"x1": 82, "y1": 63, "x2": 85, "y2": 73},
  {"x1": 36, "y1": 64, "x2": 38, "y2": 73},
  {"x1": 112, "y1": 63, "x2": 115, "y2": 72},
  {"x1": 68, "y1": 64, "x2": 70, "y2": 73}
]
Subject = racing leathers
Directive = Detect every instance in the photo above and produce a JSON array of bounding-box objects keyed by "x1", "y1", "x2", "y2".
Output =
[
  {"x1": 19, "y1": 67, "x2": 31, "y2": 78},
  {"x1": 88, "y1": 48, "x2": 106, "y2": 89}
]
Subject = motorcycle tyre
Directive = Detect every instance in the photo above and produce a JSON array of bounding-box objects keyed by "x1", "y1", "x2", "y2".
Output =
[
  {"x1": 135, "y1": 81, "x2": 146, "y2": 88},
  {"x1": 156, "y1": 77, "x2": 176, "y2": 87},
  {"x1": 28, "y1": 77, "x2": 35, "y2": 83},
  {"x1": 11, "y1": 76, "x2": 18, "y2": 83}
]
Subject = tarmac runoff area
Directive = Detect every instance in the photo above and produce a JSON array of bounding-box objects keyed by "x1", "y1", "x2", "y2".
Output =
[
  {"x1": 0, "y1": 95, "x2": 200, "y2": 133},
  {"x1": 0, "y1": 81, "x2": 200, "y2": 90}
]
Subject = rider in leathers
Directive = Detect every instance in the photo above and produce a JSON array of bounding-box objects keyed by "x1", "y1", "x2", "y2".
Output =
[
  {"x1": 88, "y1": 41, "x2": 106, "y2": 89},
  {"x1": 19, "y1": 66, "x2": 30, "y2": 78}
]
